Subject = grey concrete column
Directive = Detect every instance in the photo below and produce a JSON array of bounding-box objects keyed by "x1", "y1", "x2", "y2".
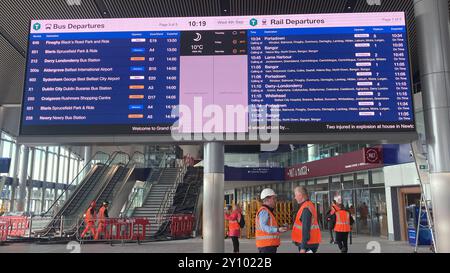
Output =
[
  {"x1": 203, "y1": 142, "x2": 225, "y2": 253},
  {"x1": 40, "y1": 147, "x2": 49, "y2": 213},
  {"x1": 26, "y1": 148, "x2": 35, "y2": 213},
  {"x1": 0, "y1": 107, "x2": 4, "y2": 153},
  {"x1": 9, "y1": 144, "x2": 20, "y2": 212},
  {"x1": 16, "y1": 146, "x2": 30, "y2": 212},
  {"x1": 83, "y1": 146, "x2": 93, "y2": 178},
  {"x1": 65, "y1": 148, "x2": 71, "y2": 199},
  {"x1": 54, "y1": 146, "x2": 61, "y2": 203},
  {"x1": 415, "y1": 0, "x2": 450, "y2": 253}
]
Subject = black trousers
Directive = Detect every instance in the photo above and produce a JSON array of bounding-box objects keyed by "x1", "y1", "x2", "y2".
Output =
[
  {"x1": 335, "y1": 232, "x2": 349, "y2": 253},
  {"x1": 258, "y1": 246, "x2": 278, "y2": 253},
  {"x1": 329, "y1": 225, "x2": 335, "y2": 242},
  {"x1": 231, "y1": 236, "x2": 240, "y2": 253}
]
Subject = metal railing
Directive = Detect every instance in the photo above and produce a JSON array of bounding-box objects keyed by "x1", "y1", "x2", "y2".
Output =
[
  {"x1": 38, "y1": 152, "x2": 130, "y2": 237},
  {"x1": 110, "y1": 152, "x2": 145, "y2": 204},
  {"x1": 94, "y1": 152, "x2": 144, "y2": 207},
  {"x1": 156, "y1": 167, "x2": 203, "y2": 237},
  {"x1": 65, "y1": 152, "x2": 131, "y2": 232},
  {"x1": 155, "y1": 163, "x2": 188, "y2": 227},
  {"x1": 121, "y1": 154, "x2": 168, "y2": 218},
  {"x1": 41, "y1": 151, "x2": 110, "y2": 218}
]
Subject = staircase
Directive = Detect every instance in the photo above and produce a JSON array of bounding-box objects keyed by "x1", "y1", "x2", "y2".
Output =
[{"x1": 132, "y1": 168, "x2": 179, "y2": 237}]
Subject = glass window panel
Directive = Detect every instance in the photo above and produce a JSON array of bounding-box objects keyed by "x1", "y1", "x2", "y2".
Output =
[
  {"x1": 355, "y1": 172, "x2": 370, "y2": 188},
  {"x1": 317, "y1": 177, "x2": 328, "y2": 184},
  {"x1": 371, "y1": 170, "x2": 385, "y2": 185}
]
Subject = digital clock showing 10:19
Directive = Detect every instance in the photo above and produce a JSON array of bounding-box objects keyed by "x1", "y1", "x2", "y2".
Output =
[{"x1": 188, "y1": 21, "x2": 207, "y2": 27}]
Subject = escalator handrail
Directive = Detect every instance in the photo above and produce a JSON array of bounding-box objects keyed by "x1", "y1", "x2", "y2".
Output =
[
  {"x1": 61, "y1": 151, "x2": 131, "y2": 233},
  {"x1": 51, "y1": 151, "x2": 122, "y2": 218},
  {"x1": 93, "y1": 151, "x2": 143, "y2": 205},
  {"x1": 72, "y1": 151, "x2": 130, "y2": 214},
  {"x1": 38, "y1": 151, "x2": 129, "y2": 236},
  {"x1": 107, "y1": 151, "x2": 145, "y2": 203},
  {"x1": 41, "y1": 151, "x2": 110, "y2": 217}
]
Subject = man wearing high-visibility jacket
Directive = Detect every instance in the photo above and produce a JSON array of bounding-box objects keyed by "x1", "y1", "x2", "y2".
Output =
[
  {"x1": 81, "y1": 201, "x2": 97, "y2": 238},
  {"x1": 95, "y1": 201, "x2": 110, "y2": 240},
  {"x1": 331, "y1": 203, "x2": 354, "y2": 253},
  {"x1": 255, "y1": 189, "x2": 288, "y2": 253},
  {"x1": 292, "y1": 187, "x2": 322, "y2": 253},
  {"x1": 326, "y1": 200, "x2": 340, "y2": 244}
]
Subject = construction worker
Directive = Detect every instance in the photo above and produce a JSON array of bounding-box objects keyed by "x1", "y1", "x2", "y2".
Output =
[
  {"x1": 326, "y1": 200, "x2": 340, "y2": 244},
  {"x1": 331, "y1": 203, "x2": 354, "y2": 253},
  {"x1": 255, "y1": 188, "x2": 288, "y2": 253},
  {"x1": 80, "y1": 201, "x2": 97, "y2": 239},
  {"x1": 95, "y1": 201, "x2": 110, "y2": 240},
  {"x1": 224, "y1": 204, "x2": 243, "y2": 253},
  {"x1": 292, "y1": 187, "x2": 322, "y2": 253}
]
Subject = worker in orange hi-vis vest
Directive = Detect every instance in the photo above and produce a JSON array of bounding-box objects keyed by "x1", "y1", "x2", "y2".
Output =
[
  {"x1": 81, "y1": 201, "x2": 97, "y2": 238},
  {"x1": 95, "y1": 201, "x2": 110, "y2": 240},
  {"x1": 326, "y1": 200, "x2": 340, "y2": 244},
  {"x1": 331, "y1": 203, "x2": 354, "y2": 253},
  {"x1": 291, "y1": 186, "x2": 322, "y2": 253},
  {"x1": 255, "y1": 189, "x2": 288, "y2": 253}
]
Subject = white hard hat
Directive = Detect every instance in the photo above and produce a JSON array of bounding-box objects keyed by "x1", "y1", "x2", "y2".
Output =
[{"x1": 261, "y1": 188, "x2": 277, "y2": 200}]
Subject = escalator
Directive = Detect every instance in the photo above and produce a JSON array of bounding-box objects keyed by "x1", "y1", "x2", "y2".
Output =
[
  {"x1": 36, "y1": 152, "x2": 128, "y2": 238},
  {"x1": 94, "y1": 164, "x2": 130, "y2": 207}
]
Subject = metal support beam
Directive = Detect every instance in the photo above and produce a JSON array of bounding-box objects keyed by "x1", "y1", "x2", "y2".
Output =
[
  {"x1": 203, "y1": 142, "x2": 225, "y2": 253},
  {"x1": 26, "y1": 148, "x2": 35, "y2": 213},
  {"x1": 0, "y1": 26, "x2": 25, "y2": 58},
  {"x1": 414, "y1": 0, "x2": 450, "y2": 253},
  {"x1": 9, "y1": 144, "x2": 20, "y2": 212},
  {"x1": 17, "y1": 146, "x2": 29, "y2": 212},
  {"x1": 40, "y1": 147, "x2": 49, "y2": 213},
  {"x1": 54, "y1": 147, "x2": 61, "y2": 203},
  {"x1": 65, "y1": 147, "x2": 71, "y2": 199}
]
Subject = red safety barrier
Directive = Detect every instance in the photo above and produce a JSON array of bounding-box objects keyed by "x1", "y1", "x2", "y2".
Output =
[
  {"x1": 0, "y1": 217, "x2": 29, "y2": 238},
  {"x1": 0, "y1": 221, "x2": 9, "y2": 242},
  {"x1": 170, "y1": 214, "x2": 195, "y2": 238},
  {"x1": 78, "y1": 218, "x2": 150, "y2": 242},
  {"x1": 132, "y1": 218, "x2": 150, "y2": 240}
]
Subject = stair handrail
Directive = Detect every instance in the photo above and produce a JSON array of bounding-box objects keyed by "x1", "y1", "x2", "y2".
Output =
[
  {"x1": 41, "y1": 151, "x2": 110, "y2": 217},
  {"x1": 155, "y1": 163, "x2": 188, "y2": 226},
  {"x1": 92, "y1": 151, "x2": 132, "y2": 206},
  {"x1": 38, "y1": 151, "x2": 123, "y2": 236},
  {"x1": 63, "y1": 151, "x2": 131, "y2": 234},
  {"x1": 122, "y1": 163, "x2": 163, "y2": 218},
  {"x1": 156, "y1": 167, "x2": 202, "y2": 237},
  {"x1": 109, "y1": 151, "x2": 145, "y2": 202}
]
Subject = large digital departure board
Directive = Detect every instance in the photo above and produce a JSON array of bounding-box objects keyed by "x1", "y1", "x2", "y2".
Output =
[{"x1": 20, "y1": 13, "x2": 416, "y2": 140}]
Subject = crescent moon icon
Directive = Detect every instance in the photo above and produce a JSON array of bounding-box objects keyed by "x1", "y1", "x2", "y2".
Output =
[{"x1": 194, "y1": 33, "x2": 202, "y2": 42}]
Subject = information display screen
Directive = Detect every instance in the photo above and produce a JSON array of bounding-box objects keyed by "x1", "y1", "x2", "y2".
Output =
[{"x1": 21, "y1": 13, "x2": 415, "y2": 137}]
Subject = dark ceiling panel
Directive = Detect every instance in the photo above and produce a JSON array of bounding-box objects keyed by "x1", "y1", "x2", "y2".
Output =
[
  {"x1": 230, "y1": 0, "x2": 348, "y2": 16},
  {"x1": 0, "y1": 0, "x2": 102, "y2": 50},
  {"x1": 103, "y1": 0, "x2": 222, "y2": 18},
  {"x1": 0, "y1": 35, "x2": 25, "y2": 105}
]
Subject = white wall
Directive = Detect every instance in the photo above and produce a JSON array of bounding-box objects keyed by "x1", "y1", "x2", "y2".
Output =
[
  {"x1": 383, "y1": 163, "x2": 420, "y2": 241},
  {"x1": 225, "y1": 154, "x2": 260, "y2": 167}
]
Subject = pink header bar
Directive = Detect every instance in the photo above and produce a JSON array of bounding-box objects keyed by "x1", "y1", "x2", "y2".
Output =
[{"x1": 30, "y1": 12, "x2": 406, "y2": 34}]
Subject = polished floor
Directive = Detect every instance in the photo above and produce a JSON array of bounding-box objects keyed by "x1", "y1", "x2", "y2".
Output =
[{"x1": 0, "y1": 232, "x2": 432, "y2": 253}]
